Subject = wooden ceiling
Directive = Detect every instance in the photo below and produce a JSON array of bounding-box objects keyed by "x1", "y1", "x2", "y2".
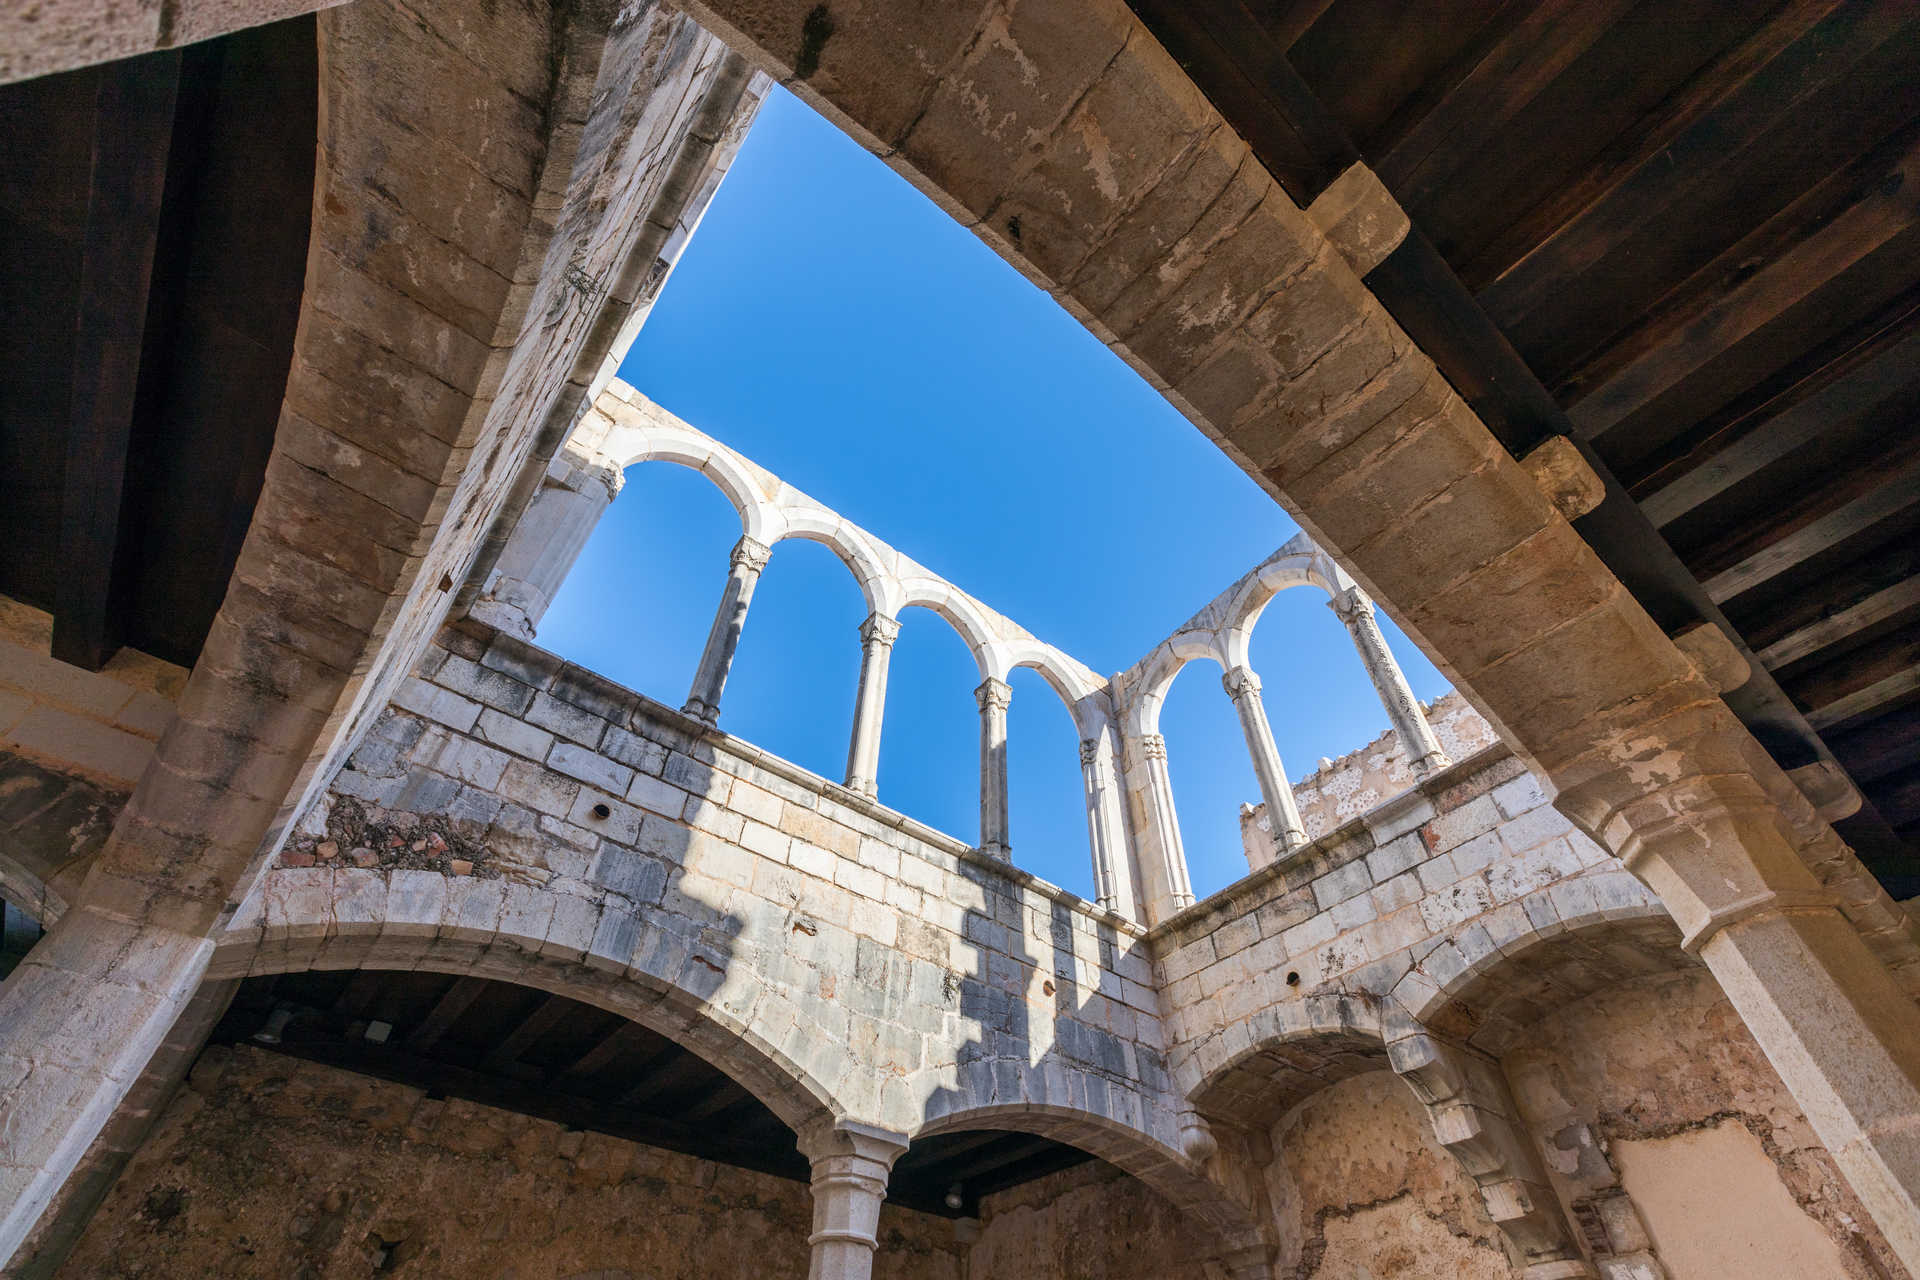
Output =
[
  {"x1": 1131, "y1": 0, "x2": 1920, "y2": 890},
  {"x1": 0, "y1": 17, "x2": 315, "y2": 671},
  {"x1": 218, "y1": 971, "x2": 1097, "y2": 1219}
]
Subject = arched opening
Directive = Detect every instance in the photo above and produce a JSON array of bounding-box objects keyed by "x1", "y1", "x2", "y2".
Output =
[
  {"x1": 539, "y1": 461, "x2": 745, "y2": 705},
  {"x1": 880, "y1": 604, "x2": 985, "y2": 842},
  {"x1": 719, "y1": 537, "x2": 866, "y2": 780},
  {"x1": 1245, "y1": 588, "x2": 1452, "y2": 792},
  {"x1": 1005, "y1": 666, "x2": 1094, "y2": 900},
  {"x1": 1154, "y1": 655, "x2": 1266, "y2": 899}
]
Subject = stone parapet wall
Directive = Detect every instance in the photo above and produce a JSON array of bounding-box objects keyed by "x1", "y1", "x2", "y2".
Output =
[
  {"x1": 1157, "y1": 744, "x2": 1673, "y2": 1093},
  {"x1": 222, "y1": 620, "x2": 1182, "y2": 1168}
]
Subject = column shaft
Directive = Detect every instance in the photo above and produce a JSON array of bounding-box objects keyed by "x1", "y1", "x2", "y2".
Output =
[
  {"x1": 683, "y1": 535, "x2": 770, "y2": 723},
  {"x1": 843, "y1": 613, "x2": 899, "y2": 797},
  {"x1": 1222, "y1": 666, "x2": 1307, "y2": 862},
  {"x1": 1141, "y1": 733, "x2": 1195, "y2": 913},
  {"x1": 1330, "y1": 587, "x2": 1448, "y2": 777},
  {"x1": 802, "y1": 1124, "x2": 907, "y2": 1280},
  {"x1": 975, "y1": 678, "x2": 1011, "y2": 859},
  {"x1": 1080, "y1": 735, "x2": 1139, "y2": 919},
  {"x1": 470, "y1": 452, "x2": 619, "y2": 640}
]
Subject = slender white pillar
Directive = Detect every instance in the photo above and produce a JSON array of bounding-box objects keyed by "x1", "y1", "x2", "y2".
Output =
[
  {"x1": 1221, "y1": 665, "x2": 1308, "y2": 860},
  {"x1": 800, "y1": 1122, "x2": 909, "y2": 1280},
  {"x1": 1139, "y1": 733, "x2": 1195, "y2": 913},
  {"x1": 469, "y1": 451, "x2": 621, "y2": 640},
  {"x1": 1080, "y1": 734, "x2": 1139, "y2": 919},
  {"x1": 683, "y1": 535, "x2": 771, "y2": 723},
  {"x1": 975, "y1": 677, "x2": 1012, "y2": 860},
  {"x1": 843, "y1": 612, "x2": 899, "y2": 797},
  {"x1": 1329, "y1": 586, "x2": 1448, "y2": 777}
]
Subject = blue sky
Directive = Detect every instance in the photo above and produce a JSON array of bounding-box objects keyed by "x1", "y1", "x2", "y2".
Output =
[{"x1": 541, "y1": 89, "x2": 1449, "y2": 903}]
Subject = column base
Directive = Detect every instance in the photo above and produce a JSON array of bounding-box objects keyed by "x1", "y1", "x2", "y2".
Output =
[
  {"x1": 681, "y1": 698, "x2": 718, "y2": 724},
  {"x1": 977, "y1": 841, "x2": 1011, "y2": 861}
]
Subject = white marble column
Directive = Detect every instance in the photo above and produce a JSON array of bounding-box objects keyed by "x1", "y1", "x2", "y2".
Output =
[
  {"x1": 1221, "y1": 665, "x2": 1308, "y2": 860},
  {"x1": 1079, "y1": 734, "x2": 1139, "y2": 919},
  {"x1": 843, "y1": 612, "x2": 899, "y2": 797},
  {"x1": 683, "y1": 535, "x2": 771, "y2": 723},
  {"x1": 975, "y1": 677, "x2": 1012, "y2": 860},
  {"x1": 800, "y1": 1122, "x2": 909, "y2": 1280},
  {"x1": 1140, "y1": 733, "x2": 1195, "y2": 913},
  {"x1": 469, "y1": 451, "x2": 621, "y2": 641},
  {"x1": 1329, "y1": 586, "x2": 1449, "y2": 777}
]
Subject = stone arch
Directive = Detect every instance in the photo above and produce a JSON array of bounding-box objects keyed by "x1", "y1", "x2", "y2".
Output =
[
  {"x1": 1184, "y1": 993, "x2": 1394, "y2": 1132},
  {"x1": 1407, "y1": 883, "x2": 1688, "y2": 1055},
  {"x1": 897, "y1": 578, "x2": 1001, "y2": 680},
  {"x1": 1126, "y1": 631, "x2": 1228, "y2": 738},
  {"x1": 1215, "y1": 544, "x2": 1347, "y2": 673},
  {"x1": 769, "y1": 502, "x2": 894, "y2": 616},
  {"x1": 606, "y1": 419, "x2": 781, "y2": 545},
  {"x1": 211, "y1": 870, "x2": 843, "y2": 1138},
  {"x1": 910, "y1": 1100, "x2": 1266, "y2": 1248}
]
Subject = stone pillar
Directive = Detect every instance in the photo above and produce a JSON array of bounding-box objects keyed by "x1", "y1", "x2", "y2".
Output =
[
  {"x1": 1140, "y1": 733, "x2": 1195, "y2": 914},
  {"x1": 975, "y1": 677, "x2": 1012, "y2": 860},
  {"x1": 683, "y1": 535, "x2": 771, "y2": 723},
  {"x1": 843, "y1": 613, "x2": 899, "y2": 797},
  {"x1": 800, "y1": 1122, "x2": 909, "y2": 1280},
  {"x1": 1221, "y1": 665, "x2": 1308, "y2": 860},
  {"x1": 1615, "y1": 787, "x2": 1920, "y2": 1273},
  {"x1": 1080, "y1": 734, "x2": 1140, "y2": 920},
  {"x1": 469, "y1": 450, "x2": 621, "y2": 641},
  {"x1": 0, "y1": 909, "x2": 212, "y2": 1264},
  {"x1": 1329, "y1": 587, "x2": 1448, "y2": 777}
]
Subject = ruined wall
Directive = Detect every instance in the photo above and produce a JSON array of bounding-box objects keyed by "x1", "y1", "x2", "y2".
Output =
[
  {"x1": 966, "y1": 1160, "x2": 1219, "y2": 1279},
  {"x1": 57, "y1": 1044, "x2": 966, "y2": 1280},
  {"x1": 1264, "y1": 1070, "x2": 1516, "y2": 1279},
  {"x1": 1241, "y1": 692, "x2": 1499, "y2": 856},
  {"x1": 1506, "y1": 968, "x2": 1908, "y2": 1280}
]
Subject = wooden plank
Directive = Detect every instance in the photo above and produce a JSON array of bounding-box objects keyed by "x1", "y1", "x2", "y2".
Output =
[
  {"x1": 1758, "y1": 577, "x2": 1920, "y2": 671},
  {"x1": 1796, "y1": 628, "x2": 1920, "y2": 723},
  {"x1": 1807, "y1": 670, "x2": 1920, "y2": 734},
  {"x1": 1701, "y1": 455, "x2": 1920, "y2": 604},
  {"x1": 480, "y1": 993, "x2": 573, "y2": 1074},
  {"x1": 51, "y1": 50, "x2": 180, "y2": 671},
  {"x1": 1376, "y1": 0, "x2": 1637, "y2": 201},
  {"x1": 403, "y1": 975, "x2": 487, "y2": 1053},
  {"x1": 1639, "y1": 323, "x2": 1920, "y2": 527},
  {"x1": 551, "y1": 1020, "x2": 654, "y2": 1086},
  {"x1": 1478, "y1": 1, "x2": 1917, "y2": 374},
  {"x1": 1568, "y1": 127, "x2": 1920, "y2": 446},
  {"x1": 1827, "y1": 707, "x2": 1920, "y2": 784}
]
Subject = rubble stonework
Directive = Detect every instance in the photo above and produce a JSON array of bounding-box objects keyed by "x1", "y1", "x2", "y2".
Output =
[{"x1": 2, "y1": 0, "x2": 1918, "y2": 1276}]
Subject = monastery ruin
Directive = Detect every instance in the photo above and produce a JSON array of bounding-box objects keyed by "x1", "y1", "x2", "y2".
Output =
[{"x1": 1, "y1": 1, "x2": 1918, "y2": 1277}]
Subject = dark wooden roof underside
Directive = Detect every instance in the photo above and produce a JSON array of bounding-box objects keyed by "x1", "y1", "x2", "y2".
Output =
[
  {"x1": 1131, "y1": 0, "x2": 1920, "y2": 891},
  {"x1": 217, "y1": 971, "x2": 1097, "y2": 1219}
]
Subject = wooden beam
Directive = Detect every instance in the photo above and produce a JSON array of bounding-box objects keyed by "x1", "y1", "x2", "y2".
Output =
[
  {"x1": 1758, "y1": 577, "x2": 1920, "y2": 672},
  {"x1": 480, "y1": 993, "x2": 573, "y2": 1074},
  {"x1": 551, "y1": 1020, "x2": 653, "y2": 1087},
  {"x1": 1639, "y1": 323, "x2": 1920, "y2": 527},
  {"x1": 616, "y1": 1047, "x2": 712, "y2": 1108},
  {"x1": 51, "y1": 50, "x2": 181, "y2": 671},
  {"x1": 1827, "y1": 707, "x2": 1920, "y2": 784},
  {"x1": 403, "y1": 976, "x2": 487, "y2": 1054},
  {"x1": 1807, "y1": 663, "x2": 1920, "y2": 731},
  {"x1": 1568, "y1": 127, "x2": 1920, "y2": 445},
  {"x1": 1701, "y1": 455, "x2": 1920, "y2": 604}
]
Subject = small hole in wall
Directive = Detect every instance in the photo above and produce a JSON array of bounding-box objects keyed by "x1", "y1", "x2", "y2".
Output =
[
  {"x1": 1285, "y1": 971, "x2": 1300, "y2": 986},
  {"x1": 591, "y1": 803, "x2": 612, "y2": 820}
]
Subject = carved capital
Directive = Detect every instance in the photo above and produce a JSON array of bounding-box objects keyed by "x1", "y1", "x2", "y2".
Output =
[
  {"x1": 1079, "y1": 738, "x2": 1101, "y2": 767},
  {"x1": 1221, "y1": 665, "x2": 1262, "y2": 700},
  {"x1": 1140, "y1": 733, "x2": 1167, "y2": 761},
  {"x1": 859, "y1": 612, "x2": 901, "y2": 648},
  {"x1": 1327, "y1": 585, "x2": 1373, "y2": 624},
  {"x1": 974, "y1": 677, "x2": 1012, "y2": 713},
  {"x1": 729, "y1": 535, "x2": 772, "y2": 574}
]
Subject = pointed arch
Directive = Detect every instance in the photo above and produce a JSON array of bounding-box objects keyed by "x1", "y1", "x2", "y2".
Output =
[{"x1": 601, "y1": 415, "x2": 781, "y2": 545}]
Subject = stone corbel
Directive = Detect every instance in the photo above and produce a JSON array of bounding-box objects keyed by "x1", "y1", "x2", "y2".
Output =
[
  {"x1": 1519, "y1": 435, "x2": 1607, "y2": 522},
  {"x1": 1388, "y1": 1029, "x2": 1596, "y2": 1278},
  {"x1": 1670, "y1": 620, "x2": 1752, "y2": 696}
]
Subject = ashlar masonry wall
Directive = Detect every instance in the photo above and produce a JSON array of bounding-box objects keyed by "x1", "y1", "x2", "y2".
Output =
[{"x1": 214, "y1": 618, "x2": 1207, "y2": 1209}]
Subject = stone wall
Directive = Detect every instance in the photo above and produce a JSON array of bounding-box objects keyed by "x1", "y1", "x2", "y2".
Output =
[
  {"x1": 56, "y1": 1044, "x2": 965, "y2": 1280},
  {"x1": 1264, "y1": 1070, "x2": 1516, "y2": 1279},
  {"x1": 1507, "y1": 967, "x2": 1905, "y2": 1280},
  {"x1": 1242, "y1": 692, "x2": 1500, "y2": 853},
  {"x1": 966, "y1": 1161, "x2": 1220, "y2": 1279}
]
